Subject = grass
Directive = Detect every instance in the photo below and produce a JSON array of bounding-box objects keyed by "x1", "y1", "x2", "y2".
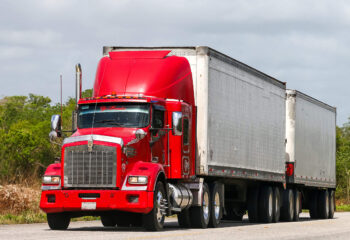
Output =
[{"x1": 335, "y1": 204, "x2": 350, "y2": 212}]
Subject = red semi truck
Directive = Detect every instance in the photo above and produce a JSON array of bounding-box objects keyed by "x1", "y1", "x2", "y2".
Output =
[{"x1": 40, "y1": 46, "x2": 336, "y2": 231}]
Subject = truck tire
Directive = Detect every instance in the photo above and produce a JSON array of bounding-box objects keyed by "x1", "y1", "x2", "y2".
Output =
[
  {"x1": 101, "y1": 215, "x2": 116, "y2": 227},
  {"x1": 247, "y1": 188, "x2": 259, "y2": 223},
  {"x1": 177, "y1": 209, "x2": 191, "y2": 228},
  {"x1": 208, "y1": 182, "x2": 223, "y2": 228},
  {"x1": 47, "y1": 213, "x2": 70, "y2": 230},
  {"x1": 318, "y1": 190, "x2": 329, "y2": 219},
  {"x1": 280, "y1": 189, "x2": 294, "y2": 222},
  {"x1": 258, "y1": 186, "x2": 273, "y2": 223},
  {"x1": 190, "y1": 182, "x2": 210, "y2": 228},
  {"x1": 309, "y1": 190, "x2": 319, "y2": 219},
  {"x1": 272, "y1": 187, "x2": 281, "y2": 223},
  {"x1": 329, "y1": 190, "x2": 335, "y2": 219},
  {"x1": 293, "y1": 189, "x2": 301, "y2": 221},
  {"x1": 143, "y1": 181, "x2": 166, "y2": 231}
]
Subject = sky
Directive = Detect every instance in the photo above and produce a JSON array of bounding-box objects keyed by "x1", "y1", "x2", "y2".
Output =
[{"x1": 0, "y1": 0, "x2": 349, "y2": 125}]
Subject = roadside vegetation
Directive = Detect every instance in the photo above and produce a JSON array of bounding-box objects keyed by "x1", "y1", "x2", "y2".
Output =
[{"x1": 0, "y1": 90, "x2": 350, "y2": 224}]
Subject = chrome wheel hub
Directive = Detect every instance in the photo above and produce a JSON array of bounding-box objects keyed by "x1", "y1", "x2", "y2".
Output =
[
  {"x1": 203, "y1": 192, "x2": 209, "y2": 221},
  {"x1": 214, "y1": 192, "x2": 220, "y2": 219}
]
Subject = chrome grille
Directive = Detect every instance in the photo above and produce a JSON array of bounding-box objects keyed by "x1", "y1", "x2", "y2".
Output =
[{"x1": 64, "y1": 145, "x2": 117, "y2": 187}]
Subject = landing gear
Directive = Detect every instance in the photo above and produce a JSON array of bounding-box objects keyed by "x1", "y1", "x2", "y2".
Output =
[
  {"x1": 47, "y1": 213, "x2": 70, "y2": 230},
  {"x1": 143, "y1": 181, "x2": 166, "y2": 231}
]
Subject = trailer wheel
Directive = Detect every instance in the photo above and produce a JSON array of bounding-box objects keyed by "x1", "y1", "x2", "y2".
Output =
[
  {"x1": 208, "y1": 182, "x2": 223, "y2": 228},
  {"x1": 272, "y1": 187, "x2": 281, "y2": 223},
  {"x1": 143, "y1": 181, "x2": 166, "y2": 231},
  {"x1": 101, "y1": 215, "x2": 116, "y2": 227},
  {"x1": 293, "y1": 189, "x2": 301, "y2": 221},
  {"x1": 318, "y1": 190, "x2": 329, "y2": 219},
  {"x1": 329, "y1": 190, "x2": 335, "y2": 219},
  {"x1": 190, "y1": 182, "x2": 210, "y2": 228},
  {"x1": 47, "y1": 213, "x2": 70, "y2": 230},
  {"x1": 247, "y1": 188, "x2": 259, "y2": 223},
  {"x1": 258, "y1": 186, "x2": 273, "y2": 223},
  {"x1": 280, "y1": 189, "x2": 294, "y2": 222},
  {"x1": 309, "y1": 190, "x2": 319, "y2": 219},
  {"x1": 177, "y1": 209, "x2": 191, "y2": 228}
]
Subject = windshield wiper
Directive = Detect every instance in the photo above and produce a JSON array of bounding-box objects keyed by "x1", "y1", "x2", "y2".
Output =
[{"x1": 95, "y1": 120, "x2": 122, "y2": 126}]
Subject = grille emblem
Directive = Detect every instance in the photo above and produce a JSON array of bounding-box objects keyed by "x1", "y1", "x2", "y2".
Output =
[{"x1": 88, "y1": 138, "x2": 94, "y2": 152}]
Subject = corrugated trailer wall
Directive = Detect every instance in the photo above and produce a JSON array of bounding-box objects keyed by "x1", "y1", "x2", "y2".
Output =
[
  {"x1": 202, "y1": 49, "x2": 286, "y2": 181},
  {"x1": 286, "y1": 90, "x2": 336, "y2": 188}
]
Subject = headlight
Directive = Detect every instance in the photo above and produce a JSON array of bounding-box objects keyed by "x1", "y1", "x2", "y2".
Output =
[
  {"x1": 43, "y1": 176, "x2": 61, "y2": 185},
  {"x1": 128, "y1": 176, "x2": 148, "y2": 185}
]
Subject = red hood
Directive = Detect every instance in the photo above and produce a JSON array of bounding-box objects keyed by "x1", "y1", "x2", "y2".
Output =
[{"x1": 71, "y1": 127, "x2": 145, "y2": 145}]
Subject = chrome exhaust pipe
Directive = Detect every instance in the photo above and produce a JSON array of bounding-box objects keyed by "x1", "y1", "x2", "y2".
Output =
[{"x1": 75, "y1": 63, "x2": 82, "y2": 106}]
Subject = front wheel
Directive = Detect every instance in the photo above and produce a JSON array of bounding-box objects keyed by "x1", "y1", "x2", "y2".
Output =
[
  {"x1": 47, "y1": 213, "x2": 70, "y2": 230},
  {"x1": 101, "y1": 214, "x2": 116, "y2": 227},
  {"x1": 143, "y1": 181, "x2": 166, "y2": 231}
]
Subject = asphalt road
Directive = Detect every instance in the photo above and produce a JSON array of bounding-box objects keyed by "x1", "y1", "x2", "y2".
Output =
[{"x1": 1, "y1": 212, "x2": 350, "y2": 240}]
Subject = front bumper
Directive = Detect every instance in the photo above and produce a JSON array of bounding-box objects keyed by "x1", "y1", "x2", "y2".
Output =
[{"x1": 40, "y1": 189, "x2": 154, "y2": 214}]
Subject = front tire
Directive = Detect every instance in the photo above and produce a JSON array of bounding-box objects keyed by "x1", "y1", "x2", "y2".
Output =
[
  {"x1": 101, "y1": 214, "x2": 116, "y2": 227},
  {"x1": 143, "y1": 181, "x2": 166, "y2": 231},
  {"x1": 47, "y1": 213, "x2": 70, "y2": 230},
  {"x1": 190, "y1": 182, "x2": 210, "y2": 228}
]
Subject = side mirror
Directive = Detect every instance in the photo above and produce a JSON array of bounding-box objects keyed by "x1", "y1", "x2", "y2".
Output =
[
  {"x1": 49, "y1": 114, "x2": 62, "y2": 140},
  {"x1": 172, "y1": 112, "x2": 182, "y2": 136}
]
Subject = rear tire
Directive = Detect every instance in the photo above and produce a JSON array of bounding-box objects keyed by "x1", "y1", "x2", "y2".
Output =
[
  {"x1": 318, "y1": 190, "x2": 329, "y2": 219},
  {"x1": 190, "y1": 183, "x2": 210, "y2": 228},
  {"x1": 247, "y1": 188, "x2": 259, "y2": 223},
  {"x1": 101, "y1": 215, "x2": 116, "y2": 227},
  {"x1": 143, "y1": 181, "x2": 166, "y2": 231},
  {"x1": 309, "y1": 190, "x2": 319, "y2": 219},
  {"x1": 293, "y1": 189, "x2": 301, "y2": 221},
  {"x1": 177, "y1": 209, "x2": 191, "y2": 228},
  {"x1": 272, "y1": 187, "x2": 281, "y2": 223},
  {"x1": 258, "y1": 186, "x2": 273, "y2": 223},
  {"x1": 208, "y1": 182, "x2": 223, "y2": 228},
  {"x1": 280, "y1": 189, "x2": 294, "y2": 222},
  {"x1": 329, "y1": 190, "x2": 335, "y2": 219},
  {"x1": 47, "y1": 213, "x2": 70, "y2": 230}
]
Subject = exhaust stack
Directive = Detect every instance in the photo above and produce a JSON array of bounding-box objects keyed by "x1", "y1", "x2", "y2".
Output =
[{"x1": 75, "y1": 63, "x2": 82, "y2": 106}]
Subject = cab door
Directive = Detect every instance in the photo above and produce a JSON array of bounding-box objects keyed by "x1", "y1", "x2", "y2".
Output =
[{"x1": 150, "y1": 105, "x2": 167, "y2": 166}]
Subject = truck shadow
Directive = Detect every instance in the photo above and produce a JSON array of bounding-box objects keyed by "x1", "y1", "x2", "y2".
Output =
[{"x1": 61, "y1": 216, "x2": 320, "y2": 232}]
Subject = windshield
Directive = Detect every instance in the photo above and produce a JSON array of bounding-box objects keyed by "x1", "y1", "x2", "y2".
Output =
[{"x1": 78, "y1": 103, "x2": 150, "y2": 129}]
